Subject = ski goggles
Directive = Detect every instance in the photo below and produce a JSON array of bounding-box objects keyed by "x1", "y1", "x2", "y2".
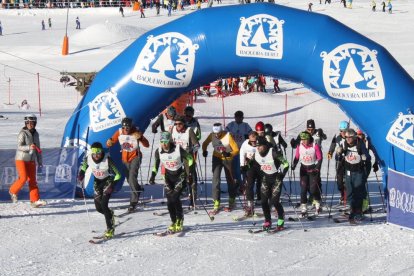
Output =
[{"x1": 91, "y1": 148, "x2": 103, "y2": 154}]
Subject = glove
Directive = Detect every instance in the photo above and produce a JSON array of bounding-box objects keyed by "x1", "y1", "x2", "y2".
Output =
[
  {"x1": 106, "y1": 139, "x2": 113, "y2": 147},
  {"x1": 336, "y1": 146, "x2": 343, "y2": 155},
  {"x1": 222, "y1": 151, "x2": 231, "y2": 158},
  {"x1": 151, "y1": 126, "x2": 158, "y2": 134},
  {"x1": 37, "y1": 165, "x2": 43, "y2": 175},
  {"x1": 373, "y1": 162, "x2": 379, "y2": 172},
  {"x1": 149, "y1": 171, "x2": 156, "y2": 184},
  {"x1": 133, "y1": 132, "x2": 142, "y2": 140},
  {"x1": 290, "y1": 138, "x2": 296, "y2": 148},
  {"x1": 291, "y1": 164, "x2": 296, "y2": 171},
  {"x1": 241, "y1": 165, "x2": 248, "y2": 173},
  {"x1": 327, "y1": 152, "x2": 332, "y2": 160},
  {"x1": 77, "y1": 171, "x2": 85, "y2": 183},
  {"x1": 202, "y1": 151, "x2": 208, "y2": 158}
]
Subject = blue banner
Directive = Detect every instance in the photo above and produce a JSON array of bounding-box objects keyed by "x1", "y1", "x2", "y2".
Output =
[
  {"x1": 0, "y1": 148, "x2": 78, "y2": 201},
  {"x1": 388, "y1": 169, "x2": 414, "y2": 229}
]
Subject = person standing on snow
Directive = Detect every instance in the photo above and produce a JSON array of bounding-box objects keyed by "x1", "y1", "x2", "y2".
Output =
[
  {"x1": 291, "y1": 131, "x2": 323, "y2": 216},
  {"x1": 184, "y1": 106, "x2": 201, "y2": 142},
  {"x1": 41, "y1": 19, "x2": 45, "y2": 30},
  {"x1": 371, "y1": 0, "x2": 376, "y2": 11},
  {"x1": 106, "y1": 117, "x2": 149, "y2": 212},
  {"x1": 167, "y1": 116, "x2": 200, "y2": 209},
  {"x1": 48, "y1": 18, "x2": 52, "y2": 28},
  {"x1": 151, "y1": 132, "x2": 194, "y2": 233},
  {"x1": 9, "y1": 114, "x2": 46, "y2": 208},
  {"x1": 119, "y1": 6, "x2": 124, "y2": 17},
  {"x1": 290, "y1": 119, "x2": 327, "y2": 150},
  {"x1": 264, "y1": 123, "x2": 287, "y2": 155},
  {"x1": 76, "y1": 16, "x2": 81, "y2": 29},
  {"x1": 239, "y1": 131, "x2": 259, "y2": 216},
  {"x1": 327, "y1": 121, "x2": 349, "y2": 205},
  {"x1": 78, "y1": 142, "x2": 121, "y2": 239},
  {"x1": 152, "y1": 106, "x2": 178, "y2": 134},
  {"x1": 337, "y1": 129, "x2": 370, "y2": 224},
  {"x1": 202, "y1": 122, "x2": 239, "y2": 214},
  {"x1": 225, "y1": 110, "x2": 252, "y2": 189},
  {"x1": 249, "y1": 136, "x2": 289, "y2": 231},
  {"x1": 0, "y1": 21, "x2": 2, "y2": 36}
]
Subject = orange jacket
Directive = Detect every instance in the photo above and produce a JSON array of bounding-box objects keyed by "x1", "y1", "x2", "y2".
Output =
[{"x1": 108, "y1": 127, "x2": 149, "y2": 163}]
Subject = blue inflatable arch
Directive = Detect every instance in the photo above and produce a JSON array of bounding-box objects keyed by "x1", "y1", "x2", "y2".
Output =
[{"x1": 62, "y1": 4, "x2": 414, "y2": 204}]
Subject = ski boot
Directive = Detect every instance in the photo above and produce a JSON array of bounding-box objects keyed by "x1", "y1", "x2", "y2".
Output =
[
  {"x1": 224, "y1": 197, "x2": 236, "y2": 212},
  {"x1": 244, "y1": 201, "x2": 254, "y2": 217},
  {"x1": 104, "y1": 228, "x2": 114, "y2": 239},
  {"x1": 128, "y1": 203, "x2": 137, "y2": 213},
  {"x1": 262, "y1": 220, "x2": 272, "y2": 231},
  {"x1": 300, "y1": 203, "x2": 308, "y2": 217},
  {"x1": 168, "y1": 221, "x2": 177, "y2": 233},
  {"x1": 313, "y1": 200, "x2": 321, "y2": 215},
  {"x1": 175, "y1": 219, "x2": 183, "y2": 232},
  {"x1": 209, "y1": 200, "x2": 220, "y2": 215},
  {"x1": 31, "y1": 199, "x2": 47, "y2": 208},
  {"x1": 276, "y1": 218, "x2": 285, "y2": 231},
  {"x1": 9, "y1": 192, "x2": 18, "y2": 203}
]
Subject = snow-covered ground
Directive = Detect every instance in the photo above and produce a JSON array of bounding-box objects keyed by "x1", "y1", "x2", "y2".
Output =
[{"x1": 1, "y1": 1, "x2": 414, "y2": 275}]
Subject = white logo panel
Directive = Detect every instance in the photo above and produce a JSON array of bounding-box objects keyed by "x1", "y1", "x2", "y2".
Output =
[
  {"x1": 321, "y1": 43, "x2": 385, "y2": 101},
  {"x1": 88, "y1": 91, "x2": 126, "y2": 132},
  {"x1": 386, "y1": 112, "x2": 414, "y2": 155},
  {"x1": 236, "y1": 14, "x2": 284, "y2": 59},
  {"x1": 132, "y1": 32, "x2": 199, "y2": 88}
]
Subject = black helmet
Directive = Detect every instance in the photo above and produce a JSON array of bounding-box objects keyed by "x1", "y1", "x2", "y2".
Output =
[
  {"x1": 234, "y1": 110, "x2": 244, "y2": 118},
  {"x1": 184, "y1": 106, "x2": 194, "y2": 114},
  {"x1": 256, "y1": 136, "x2": 268, "y2": 146},
  {"x1": 306, "y1": 119, "x2": 315, "y2": 129},
  {"x1": 264, "y1": 124, "x2": 273, "y2": 134},
  {"x1": 121, "y1": 117, "x2": 133, "y2": 128},
  {"x1": 91, "y1": 141, "x2": 103, "y2": 150}
]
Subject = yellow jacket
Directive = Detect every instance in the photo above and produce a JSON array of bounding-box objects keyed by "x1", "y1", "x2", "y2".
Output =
[{"x1": 202, "y1": 131, "x2": 239, "y2": 161}]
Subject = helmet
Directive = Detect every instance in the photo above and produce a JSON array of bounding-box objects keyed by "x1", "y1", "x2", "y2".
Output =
[
  {"x1": 306, "y1": 119, "x2": 315, "y2": 129},
  {"x1": 256, "y1": 136, "x2": 268, "y2": 147},
  {"x1": 255, "y1": 121, "x2": 265, "y2": 132},
  {"x1": 300, "y1": 131, "x2": 311, "y2": 140},
  {"x1": 90, "y1": 142, "x2": 104, "y2": 161},
  {"x1": 212, "y1": 122, "x2": 223, "y2": 133},
  {"x1": 264, "y1": 124, "x2": 273, "y2": 134},
  {"x1": 24, "y1": 114, "x2": 37, "y2": 123},
  {"x1": 166, "y1": 106, "x2": 176, "y2": 117},
  {"x1": 234, "y1": 110, "x2": 244, "y2": 118},
  {"x1": 174, "y1": 115, "x2": 185, "y2": 124},
  {"x1": 339, "y1": 121, "x2": 349, "y2": 131},
  {"x1": 121, "y1": 117, "x2": 133, "y2": 128},
  {"x1": 184, "y1": 106, "x2": 194, "y2": 114},
  {"x1": 356, "y1": 129, "x2": 363, "y2": 136},
  {"x1": 160, "y1": 132, "x2": 172, "y2": 143},
  {"x1": 91, "y1": 141, "x2": 103, "y2": 150}
]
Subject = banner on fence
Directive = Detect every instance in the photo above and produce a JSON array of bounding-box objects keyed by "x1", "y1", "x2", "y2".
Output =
[
  {"x1": 388, "y1": 168, "x2": 414, "y2": 229},
  {"x1": 0, "y1": 148, "x2": 78, "y2": 201}
]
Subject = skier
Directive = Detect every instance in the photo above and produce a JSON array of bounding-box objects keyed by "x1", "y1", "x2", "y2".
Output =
[
  {"x1": 155, "y1": 0, "x2": 161, "y2": 15},
  {"x1": 106, "y1": 117, "x2": 149, "y2": 212},
  {"x1": 225, "y1": 110, "x2": 253, "y2": 189},
  {"x1": 140, "y1": 5, "x2": 145, "y2": 18},
  {"x1": 168, "y1": 116, "x2": 200, "y2": 209},
  {"x1": 327, "y1": 121, "x2": 349, "y2": 205},
  {"x1": 184, "y1": 106, "x2": 201, "y2": 141},
  {"x1": 336, "y1": 129, "x2": 370, "y2": 223},
  {"x1": 119, "y1": 6, "x2": 124, "y2": 17},
  {"x1": 151, "y1": 132, "x2": 194, "y2": 233},
  {"x1": 41, "y1": 20, "x2": 45, "y2": 30},
  {"x1": 239, "y1": 131, "x2": 259, "y2": 215},
  {"x1": 48, "y1": 17, "x2": 52, "y2": 28},
  {"x1": 291, "y1": 131, "x2": 323, "y2": 216},
  {"x1": 202, "y1": 122, "x2": 239, "y2": 214},
  {"x1": 9, "y1": 114, "x2": 46, "y2": 208},
  {"x1": 290, "y1": 119, "x2": 327, "y2": 150},
  {"x1": 78, "y1": 142, "x2": 121, "y2": 238},
  {"x1": 382, "y1": 1, "x2": 386, "y2": 12},
  {"x1": 387, "y1": 1, "x2": 392, "y2": 13},
  {"x1": 273, "y1": 78, "x2": 281, "y2": 93},
  {"x1": 371, "y1": 0, "x2": 376, "y2": 11},
  {"x1": 76, "y1": 16, "x2": 81, "y2": 29},
  {"x1": 308, "y1": 2, "x2": 313, "y2": 12},
  {"x1": 152, "y1": 106, "x2": 177, "y2": 134},
  {"x1": 264, "y1": 123, "x2": 287, "y2": 155},
  {"x1": 249, "y1": 136, "x2": 289, "y2": 231},
  {"x1": 0, "y1": 20, "x2": 2, "y2": 36},
  {"x1": 356, "y1": 129, "x2": 380, "y2": 213}
]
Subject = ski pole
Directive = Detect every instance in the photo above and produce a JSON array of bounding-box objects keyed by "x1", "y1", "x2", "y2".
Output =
[
  {"x1": 365, "y1": 180, "x2": 373, "y2": 222},
  {"x1": 327, "y1": 160, "x2": 338, "y2": 219},
  {"x1": 325, "y1": 158, "x2": 330, "y2": 206},
  {"x1": 196, "y1": 196, "x2": 214, "y2": 221},
  {"x1": 146, "y1": 133, "x2": 156, "y2": 184},
  {"x1": 204, "y1": 156, "x2": 208, "y2": 204},
  {"x1": 282, "y1": 183, "x2": 307, "y2": 232},
  {"x1": 80, "y1": 180, "x2": 94, "y2": 233},
  {"x1": 374, "y1": 171, "x2": 386, "y2": 212}
]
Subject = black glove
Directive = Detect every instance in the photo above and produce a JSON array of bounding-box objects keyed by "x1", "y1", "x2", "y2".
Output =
[
  {"x1": 77, "y1": 171, "x2": 85, "y2": 183},
  {"x1": 317, "y1": 128, "x2": 327, "y2": 140},
  {"x1": 290, "y1": 138, "x2": 296, "y2": 148},
  {"x1": 202, "y1": 151, "x2": 208, "y2": 158},
  {"x1": 373, "y1": 162, "x2": 379, "y2": 172},
  {"x1": 222, "y1": 151, "x2": 231, "y2": 158},
  {"x1": 241, "y1": 165, "x2": 248, "y2": 173},
  {"x1": 291, "y1": 164, "x2": 296, "y2": 171},
  {"x1": 151, "y1": 126, "x2": 158, "y2": 134},
  {"x1": 149, "y1": 171, "x2": 156, "y2": 184}
]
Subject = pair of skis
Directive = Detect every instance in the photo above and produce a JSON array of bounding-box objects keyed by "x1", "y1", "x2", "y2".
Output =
[
  {"x1": 89, "y1": 232, "x2": 126, "y2": 244},
  {"x1": 248, "y1": 226, "x2": 286, "y2": 234},
  {"x1": 153, "y1": 227, "x2": 190, "y2": 237}
]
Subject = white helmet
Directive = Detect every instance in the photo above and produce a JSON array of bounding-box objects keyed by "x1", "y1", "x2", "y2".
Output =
[{"x1": 24, "y1": 114, "x2": 37, "y2": 123}]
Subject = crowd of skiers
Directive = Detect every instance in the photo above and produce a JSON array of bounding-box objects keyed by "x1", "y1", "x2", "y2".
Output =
[{"x1": 7, "y1": 106, "x2": 381, "y2": 238}]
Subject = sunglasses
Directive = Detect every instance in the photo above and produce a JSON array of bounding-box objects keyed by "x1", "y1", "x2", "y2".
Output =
[
  {"x1": 91, "y1": 148, "x2": 103, "y2": 154},
  {"x1": 345, "y1": 136, "x2": 354, "y2": 138},
  {"x1": 122, "y1": 126, "x2": 130, "y2": 130}
]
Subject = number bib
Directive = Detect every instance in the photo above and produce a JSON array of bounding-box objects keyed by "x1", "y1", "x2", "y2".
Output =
[
  {"x1": 172, "y1": 128, "x2": 190, "y2": 152},
  {"x1": 254, "y1": 150, "x2": 277, "y2": 175},
  {"x1": 118, "y1": 134, "x2": 139, "y2": 152},
  {"x1": 87, "y1": 155, "x2": 109, "y2": 180},
  {"x1": 212, "y1": 133, "x2": 231, "y2": 154},
  {"x1": 160, "y1": 146, "x2": 182, "y2": 172},
  {"x1": 345, "y1": 145, "x2": 361, "y2": 164},
  {"x1": 299, "y1": 144, "x2": 317, "y2": 166}
]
